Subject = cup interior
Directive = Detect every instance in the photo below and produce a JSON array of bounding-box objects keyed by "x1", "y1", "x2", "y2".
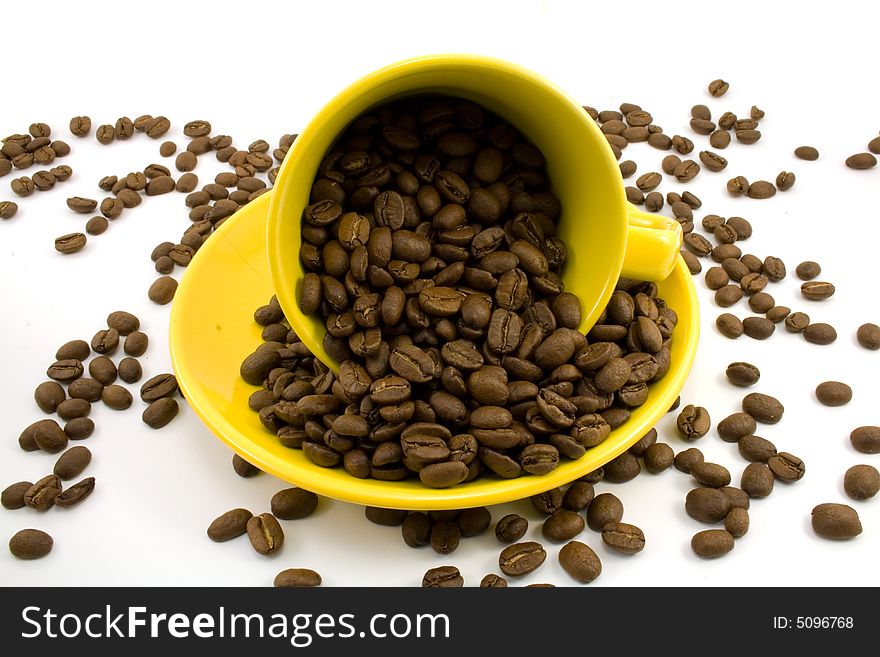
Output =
[{"x1": 268, "y1": 55, "x2": 627, "y2": 369}]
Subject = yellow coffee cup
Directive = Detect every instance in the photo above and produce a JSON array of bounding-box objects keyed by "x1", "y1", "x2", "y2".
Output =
[{"x1": 268, "y1": 54, "x2": 682, "y2": 371}]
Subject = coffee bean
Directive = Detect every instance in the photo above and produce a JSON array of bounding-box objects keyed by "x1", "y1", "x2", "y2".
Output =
[
  {"x1": 636, "y1": 171, "x2": 662, "y2": 191},
  {"x1": 601, "y1": 522, "x2": 645, "y2": 555},
  {"x1": 123, "y1": 331, "x2": 149, "y2": 357},
  {"x1": 91, "y1": 328, "x2": 119, "y2": 354},
  {"x1": 102, "y1": 385, "x2": 132, "y2": 410},
  {"x1": 843, "y1": 464, "x2": 880, "y2": 501},
  {"x1": 559, "y1": 540, "x2": 601, "y2": 583},
  {"x1": 64, "y1": 418, "x2": 94, "y2": 441},
  {"x1": 24, "y1": 474, "x2": 63, "y2": 510},
  {"x1": 207, "y1": 508, "x2": 253, "y2": 541},
  {"x1": 68, "y1": 378, "x2": 103, "y2": 402},
  {"x1": 717, "y1": 412, "x2": 758, "y2": 443},
  {"x1": 776, "y1": 171, "x2": 795, "y2": 191},
  {"x1": 274, "y1": 568, "x2": 322, "y2": 588},
  {"x1": 184, "y1": 120, "x2": 212, "y2": 138},
  {"x1": 742, "y1": 393, "x2": 783, "y2": 423},
  {"x1": 34, "y1": 381, "x2": 65, "y2": 413},
  {"x1": 869, "y1": 136, "x2": 880, "y2": 155},
  {"x1": 57, "y1": 398, "x2": 90, "y2": 420},
  {"x1": 9, "y1": 529, "x2": 53, "y2": 560},
  {"x1": 69, "y1": 116, "x2": 91, "y2": 137},
  {"x1": 856, "y1": 323, "x2": 880, "y2": 350},
  {"x1": 54, "y1": 232, "x2": 87, "y2": 254},
  {"x1": 803, "y1": 322, "x2": 837, "y2": 345},
  {"x1": 542, "y1": 510, "x2": 585, "y2": 542},
  {"x1": 691, "y1": 529, "x2": 734, "y2": 558},
  {"x1": 2, "y1": 481, "x2": 33, "y2": 510},
  {"x1": 495, "y1": 514, "x2": 528, "y2": 543},
  {"x1": 66, "y1": 196, "x2": 97, "y2": 214},
  {"x1": 672, "y1": 134, "x2": 694, "y2": 154},
  {"x1": 148, "y1": 276, "x2": 178, "y2": 305},
  {"x1": 738, "y1": 434, "x2": 777, "y2": 462},
  {"x1": 768, "y1": 452, "x2": 805, "y2": 482},
  {"x1": 699, "y1": 150, "x2": 727, "y2": 172},
  {"x1": 716, "y1": 313, "x2": 743, "y2": 338},
  {"x1": 53, "y1": 445, "x2": 91, "y2": 480},
  {"x1": 643, "y1": 442, "x2": 674, "y2": 473},
  {"x1": 766, "y1": 306, "x2": 790, "y2": 323},
  {"x1": 420, "y1": 461, "x2": 469, "y2": 487},
  {"x1": 850, "y1": 426, "x2": 880, "y2": 454},
  {"x1": 586, "y1": 492, "x2": 623, "y2": 531},
  {"x1": 736, "y1": 129, "x2": 761, "y2": 145},
  {"x1": 815, "y1": 381, "x2": 852, "y2": 407},
  {"x1": 0, "y1": 200, "x2": 18, "y2": 220},
  {"x1": 247, "y1": 513, "x2": 284, "y2": 555},
  {"x1": 784, "y1": 311, "x2": 810, "y2": 333},
  {"x1": 691, "y1": 462, "x2": 731, "y2": 488},
  {"x1": 690, "y1": 118, "x2": 716, "y2": 135},
  {"x1": 604, "y1": 452, "x2": 641, "y2": 483},
  {"x1": 619, "y1": 160, "x2": 637, "y2": 178},
  {"x1": 480, "y1": 574, "x2": 508, "y2": 588},
  {"x1": 811, "y1": 503, "x2": 862, "y2": 539},
  {"x1": 845, "y1": 153, "x2": 877, "y2": 169},
  {"x1": 271, "y1": 488, "x2": 318, "y2": 520},
  {"x1": 142, "y1": 398, "x2": 178, "y2": 429},
  {"x1": 801, "y1": 281, "x2": 835, "y2": 301},
  {"x1": 430, "y1": 520, "x2": 460, "y2": 555},
  {"x1": 685, "y1": 487, "x2": 731, "y2": 523},
  {"x1": 708, "y1": 79, "x2": 729, "y2": 96},
  {"x1": 674, "y1": 160, "x2": 701, "y2": 182},
  {"x1": 705, "y1": 267, "x2": 729, "y2": 290},
  {"x1": 677, "y1": 405, "x2": 710, "y2": 440},
  {"x1": 747, "y1": 180, "x2": 775, "y2": 199},
  {"x1": 741, "y1": 462, "x2": 774, "y2": 498},
  {"x1": 499, "y1": 541, "x2": 546, "y2": 577},
  {"x1": 743, "y1": 316, "x2": 775, "y2": 340},
  {"x1": 674, "y1": 447, "x2": 704, "y2": 474},
  {"x1": 726, "y1": 362, "x2": 760, "y2": 387}
]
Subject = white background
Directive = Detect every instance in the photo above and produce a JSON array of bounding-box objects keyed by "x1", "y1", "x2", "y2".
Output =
[{"x1": 1, "y1": 0, "x2": 878, "y2": 587}]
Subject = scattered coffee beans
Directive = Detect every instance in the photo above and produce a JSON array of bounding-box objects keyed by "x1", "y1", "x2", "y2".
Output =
[
  {"x1": 726, "y1": 362, "x2": 760, "y2": 387},
  {"x1": 742, "y1": 393, "x2": 783, "y2": 424},
  {"x1": 207, "y1": 508, "x2": 253, "y2": 542},
  {"x1": 803, "y1": 322, "x2": 837, "y2": 345},
  {"x1": 601, "y1": 522, "x2": 645, "y2": 555},
  {"x1": 271, "y1": 488, "x2": 319, "y2": 519},
  {"x1": 794, "y1": 146, "x2": 819, "y2": 161},
  {"x1": 845, "y1": 153, "x2": 877, "y2": 170},
  {"x1": 850, "y1": 426, "x2": 880, "y2": 454},
  {"x1": 677, "y1": 405, "x2": 710, "y2": 440},
  {"x1": 499, "y1": 541, "x2": 546, "y2": 577},
  {"x1": 558, "y1": 540, "x2": 601, "y2": 583},
  {"x1": 856, "y1": 323, "x2": 880, "y2": 350},
  {"x1": 691, "y1": 529, "x2": 734, "y2": 558},
  {"x1": 247, "y1": 513, "x2": 285, "y2": 555},
  {"x1": 768, "y1": 452, "x2": 805, "y2": 482}
]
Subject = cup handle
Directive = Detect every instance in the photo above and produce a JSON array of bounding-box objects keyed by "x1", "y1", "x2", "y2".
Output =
[{"x1": 621, "y1": 204, "x2": 683, "y2": 281}]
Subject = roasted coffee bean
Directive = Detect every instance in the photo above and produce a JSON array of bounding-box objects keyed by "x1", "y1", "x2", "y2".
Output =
[
  {"x1": 742, "y1": 393, "x2": 783, "y2": 423},
  {"x1": 602, "y1": 522, "x2": 645, "y2": 555},
  {"x1": 742, "y1": 317, "x2": 775, "y2": 340},
  {"x1": 586, "y1": 492, "x2": 623, "y2": 531},
  {"x1": 271, "y1": 488, "x2": 319, "y2": 520},
  {"x1": 699, "y1": 150, "x2": 727, "y2": 172},
  {"x1": 843, "y1": 465, "x2": 880, "y2": 500},
  {"x1": 68, "y1": 378, "x2": 103, "y2": 402},
  {"x1": 57, "y1": 398, "x2": 90, "y2": 420},
  {"x1": 64, "y1": 417, "x2": 94, "y2": 441},
  {"x1": 47, "y1": 358, "x2": 83, "y2": 383},
  {"x1": 803, "y1": 322, "x2": 836, "y2": 345},
  {"x1": 401, "y1": 512, "x2": 432, "y2": 547},
  {"x1": 726, "y1": 362, "x2": 760, "y2": 387},
  {"x1": 705, "y1": 267, "x2": 729, "y2": 290},
  {"x1": 0, "y1": 201, "x2": 18, "y2": 220},
  {"x1": 690, "y1": 118, "x2": 716, "y2": 135},
  {"x1": 142, "y1": 398, "x2": 178, "y2": 429},
  {"x1": 784, "y1": 311, "x2": 810, "y2": 333},
  {"x1": 869, "y1": 136, "x2": 880, "y2": 155},
  {"x1": 857, "y1": 323, "x2": 880, "y2": 350},
  {"x1": 748, "y1": 293, "x2": 774, "y2": 314},
  {"x1": 708, "y1": 79, "x2": 729, "y2": 96},
  {"x1": 2, "y1": 481, "x2": 33, "y2": 510},
  {"x1": 124, "y1": 331, "x2": 148, "y2": 357},
  {"x1": 53, "y1": 446, "x2": 91, "y2": 480},
  {"x1": 644, "y1": 442, "x2": 674, "y2": 473},
  {"x1": 365, "y1": 507, "x2": 408, "y2": 527},
  {"x1": 90, "y1": 328, "x2": 119, "y2": 355},
  {"x1": 480, "y1": 574, "x2": 508, "y2": 588},
  {"x1": 495, "y1": 514, "x2": 529, "y2": 544},
  {"x1": 140, "y1": 373, "x2": 178, "y2": 402},
  {"x1": 747, "y1": 180, "x2": 775, "y2": 198},
  {"x1": 24, "y1": 475, "x2": 63, "y2": 510},
  {"x1": 673, "y1": 447, "x2": 705, "y2": 474},
  {"x1": 422, "y1": 566, "x2": 463, "y2": 588},
  {"x1": 775, "y1": 171, "x2": 795, "y2": 191},
  {"x1": 247, "y1": 513, "x2": 284, "y2": 555},
  {"x1": 499, "y1": 541, "x2": 546, "y2": 577},
  {"x1": 9, "y1": 529, "x2": 53, "y2": 560},
  {"x1": 148, "y1": 276, "x2": 178, "y2": 305},
  {"x1": 845, "y1": 153, "x2": 877, "y2": 169},
  {"x1": 34, "y1": 381, "x2": 65, "y2": 413},
  {"x1": 727, "y1": 174, "x2": 748, "y2": 197},
  {"x1": 851, "y1": 426, "x2": 880, "y2": 454},
  {"x1": 815, "y1": 381, "x2": 852, "y2": 407},
  {"x1": 559, "y1": 540, "x2": 601, "y2": 583},
  {"x1": 207, "y1": 508, "x2": 254, "y2": 541},
  {"x1": 686, "y1": 487, "x2": 731, "y2": 523},
  {"x1": 102, "y1": 385, "x2": 132, "y2": 410},
  {"x1": 55, "y1": 232, "x2": 87, "y2": 254},
  {"x1": 811, "y1": 503, "x2": 862, "y2": 539},
  {"x1": 431, "y1": 520, "x2": 461, "y2": 555},
  {"x1": 691, "y1": 462, "x2": 731, "y2": 488},
  {"x1": 542, "y1": 510, "x2": 585, "y2": 542},
  {"x1": 85, "y1": 216, "x2": 108, "y2": 235},
  {"x1": 741, "y1": 462, "x2": 774, "y2": 498},
  {"x1": 768, "y1": 452, "x2": 805, "y2": 482},
  {"x1": 793, "y1": 145, "x2": 819, "y2": 160},
  {"x1": 716, "y1": 313, "x2": 743, "y2": 339},
  {"x1": 718, "y1": 412, "x2": 757, "y2": 443},
  {"x1": 603, "y1": 452, "x2": 641, "y2": 483},
  {"x1": 677, "y1": 405, "x2": 710, "y2": 440},
  {"x1": 724, "y1": 507, "x2": 750, "y2": 538},
  {"x1": 801, "y1": 281, "x2": 835, "y2": 301},
  {"x1": 273, "y1": 569, "x2": 322, "y2": 588},
  {"x1": 692, "y1": 529, "x2": 734, "y2": 558}
]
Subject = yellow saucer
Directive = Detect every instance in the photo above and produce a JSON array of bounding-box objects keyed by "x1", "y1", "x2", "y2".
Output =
[{"x1": 170, "y1": 193, "x2": 699, "y2": 510}]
